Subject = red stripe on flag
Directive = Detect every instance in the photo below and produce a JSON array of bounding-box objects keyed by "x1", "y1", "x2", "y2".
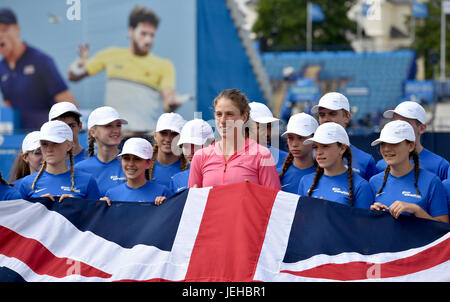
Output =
[
  {"x1": 281, "y1": 237, "x2": 450, "y2": 281},
  {"x1": 0, "y1": 225, "x2": 112, "y2": 279},
  {"x1": 185, "y1": 182, "x2": 278, "y2": 282}
]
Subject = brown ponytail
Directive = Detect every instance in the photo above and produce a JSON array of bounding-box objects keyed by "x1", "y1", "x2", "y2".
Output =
[
  {"x1": 308, "y1": 162, "x2": 324, "y2": 197},
  {"x1": 31, "y1": 161, "x2": 47, "y2": 191},
  {"x1": 148, "y1": 144, "x2": 158, "y2": 181},
  {"x1": 411, "y1": 150, "x2": 421, "y2": 196},
  {"x1": 279, "y1": 152, "x2": 294, "y2": 179},
  {"x1": 88, "y1": 134, "x2": 96, "y2": 157},
  {"x1": 343, "y1": 147, "x2": 354, "y2": 206},
  {"x1": 69, "y1": 149, "x2": 75, "y2": 192}
]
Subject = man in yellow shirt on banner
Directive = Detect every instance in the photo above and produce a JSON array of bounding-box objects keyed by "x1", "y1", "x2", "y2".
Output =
[{"x1": 68, "y1": 6, "x2": 179, "y2": 133}]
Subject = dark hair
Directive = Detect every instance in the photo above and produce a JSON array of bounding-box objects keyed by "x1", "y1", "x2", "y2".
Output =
[
  {"x1": 53, "y1": 112, "x2": 82, "y2": 125},
  {"x1": 213, "y1": 88, "x2": 251, "y2": 122},
  {"x1": 129, "y1": 6, "x2": 159, "y2": 29},
  {"x1": 377, "y1": 144, "x2": 421, "y2": 196},
  {"x1": 307, "y1": 144, "x2": 354, "y2": 206}
]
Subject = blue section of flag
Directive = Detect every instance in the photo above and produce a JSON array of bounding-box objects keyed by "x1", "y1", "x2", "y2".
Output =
[
  {"x1": 27, "y1": 190, "x2": 188, "y2": 251},
  {"x1": 284, "y1": 196, "x2": 450, "y2": 263},
  {"x1": 412, "y1": 2, "x2": 428, "y2": 18},
  {"x1": 309, "y1": 3, "x2": 325, "y2": 22}
]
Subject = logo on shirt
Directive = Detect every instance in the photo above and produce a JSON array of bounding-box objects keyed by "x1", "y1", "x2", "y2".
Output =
[
  {"x1": 401, "y1": 191, "x2": 421, "y2": 199},
  {"x1": 110, "y1": 175, "x2": 126, "y2": 181},
  {"x1": 61, "y1": 186, "x2": 80, "y2": 193},
  {"x1": 23, "y1": 65, "x2": 35, "y2": 75},
  {"x1": 1, "y1": 74, "x2": 8, "y2": 82},
  {"x1": 34, "y1": 188, "x2": 46, "y2": 193},
  {"x1": 332, "y1": 187, "x2": 349, "y2": 196}
]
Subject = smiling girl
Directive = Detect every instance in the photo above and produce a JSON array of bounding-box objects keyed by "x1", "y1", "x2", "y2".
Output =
[
  {"x1": 18, "y1": 120, "x2": 100, "y2": 202},
  {"x1": 278, "y1": 113, "x2": 318, "y2": 193},
  {"x1": 297, "y1": 122, "x2": 373, "y2": 209},
  {"x1": 101, "y1": 137, "x2": 170, "y2": 205},
  {"x1": 9, "y1": 131, "x2": 42, "y2": 187},
  {"x1": 369, "y1": 120, "x2": 448, "y2": 222},
  {"x1": 75, "y1": 106, "x2": 128, "y2": 196}
]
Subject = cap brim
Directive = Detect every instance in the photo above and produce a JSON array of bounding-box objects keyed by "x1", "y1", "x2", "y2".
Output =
[
  {"x1": 177, "y1": 136, "x2": 205, "y2": 146},
  {"x1": 281, "y1": 130, "x2": 314, "y2": 138},
  {"x1": 118, "y1": 151, "x2": 151, "y2": 159},
  {"x1": 303, "y1": 137, "x2": 336, "y2": 145},
  {"x1": 252, "y1": 117, "x2": 280, "y2": 124},
  {"x1": 370, "y1": 136, "x2": 407, "y2": 146},
  {"x1": 383, "y1": 110, "x2": 395, "y2": 119},
  {"x1": 96, "y1": 118, "x2": 128, "y2": 126},
  {"x1": 39, "y1": 135, "x2": 67, "y2": 144}
]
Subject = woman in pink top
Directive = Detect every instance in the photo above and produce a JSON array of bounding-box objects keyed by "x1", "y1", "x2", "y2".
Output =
[{"x1": 188, "y1": 89, "x2": 281, "y2": 190}]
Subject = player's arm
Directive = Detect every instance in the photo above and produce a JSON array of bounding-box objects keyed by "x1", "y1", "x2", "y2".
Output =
[
  {"x1": 68, "y1": 43, "x2": 90, "y2": 82},
  {"x1": 54, "y1": 90, "x2": 79, "y2": 107}
]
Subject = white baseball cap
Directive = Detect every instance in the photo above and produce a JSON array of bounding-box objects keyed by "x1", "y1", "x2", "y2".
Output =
[
  {"x1": 281, "y1": 113, "x2": 318, "y2": 138},
  {"x1": 22, "y1": 131, "x2": 41, "y2": 152},
  {"x1": 87, "y1": 106, "x2": 128, "y2": 130},
  {"x1": 118, "y1": 137, "x2": 153, "y2": 159},
  {"x1": 39, "y1": 120, "x2": 73, "y2": 143},
  {"x1": 249, "y1": 102, "x2": 280, "y2": 124},
  {"x1": 48, "y1": 102, "x2": 81, "y2": 121},
  {"x1": 155, "y1": 112, "x2": 185, "y2": 133},
  {"x1": 178, "y1": 119, "x2": 214, "y2": 146},
  {"x1": 383, "y1": 101, "x2": 426, "y2": 124},
  {"x1": 311, "y1": 92, "x2": 350, "y2": 114},
  {"x1": 304, "y1": 122, "x2": 350, "y2": 146},
  {"x1": 371, "y1": 120, "x2": 416, "y2": 146}
]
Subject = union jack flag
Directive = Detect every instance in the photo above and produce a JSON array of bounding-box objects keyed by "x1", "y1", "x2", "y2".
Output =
[{"x1": 0, "y1": 182, "x2": 449, "y2": 282}]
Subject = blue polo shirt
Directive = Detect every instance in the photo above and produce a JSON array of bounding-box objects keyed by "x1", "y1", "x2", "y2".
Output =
[
  {"x1": 278, "y1": 163, "x2": 315, "y2": 194},
  {"x1": 169, "y1": 169, "x2": 190, "y2": 195},
  {"x1": 105, "y1": 181, "x2": 171, "y2": 203},
  {"x1": 18, "y1": 170, "x2": 101, "y2": 200},
  {"x1": 298, "y1": 171, "x2": 374, "y2": 209},
  {"x1": 442, "y1": 179, "x2": 450, "y2": 215},
  {"x1": 151, "y1": 159, "x2": 183, "y2": 188},
  {"x1": 376, "y1": 148, "x2": 449, "y2": 181},
  {"x1": 0, "y1": 44, "x2": 68, "y2": 130},
  {"x1": 348, "y1": 144, "x2": 377, "y2": 181},
  {"x1": 369, "y1": 169, "x2": 448, "y2": 218},
  {"x1": 75, "y1": 155, "x2": 126, "y2": 196},
  {"x1": 268, "y1": 145, "x2": 288, "y2": 170},
  {"x1": 0, "y1": 183, "x2": 22, "y2": 201}
]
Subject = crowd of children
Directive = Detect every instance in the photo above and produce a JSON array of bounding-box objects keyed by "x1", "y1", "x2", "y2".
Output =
[{"x1": 1, "y1": 89, "x2": 449, "y2": 223}]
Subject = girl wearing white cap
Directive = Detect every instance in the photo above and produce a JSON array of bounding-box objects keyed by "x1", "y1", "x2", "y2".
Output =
[
  {"x1": 297, "y1": 122, "x2": 373, "y2": 209},
  {"x1": 278, "y1": 113, "x2": 318, "y2": 194},
  {"x1": 312, "y1": 92, "x2": 377, "y2": 181},
  {"x1": 0, "y1": 171, "x2": 21, "y2": 200},
  {"x1": 101, "y1": 138, "x2": 170, "y2": 205},
  {"x1": 75, "y1": 106, "x2": 128, "y2": 196},
  {"x1": 376, "y1": 101, "x2": 449, "y2": 181},
  {"x1": 369, "y1": 120, "x2": 448, "y2": 222},
  {"x1": 169, "y1": 119, "x2": 215, "y2": 195},
  {"x1": 18, "y1": 121, "x2": 101, "y2": 202},
  {"x1": 148, "y1": 112, "x2": 188, "y2": 188},
  {"x1": 9, "y1": 131, "x2": 43, "y2": 187},
  {"x1": 48, "y1": 101, "x2": 86, "y2": 164}
]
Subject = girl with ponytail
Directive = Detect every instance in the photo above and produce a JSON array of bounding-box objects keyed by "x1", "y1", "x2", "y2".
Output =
[
  {"x1": 369, "y1": 120, "x2": 448, "y2": 222},
  {"x1": 101, "y1": 138, "x2": 170, "y2": 206},
  {"x1": 18, "y1": 121, "x2": 100, "y2": 202},
  {"x1": 148, "y1": 113, "x2": 188, "y2": 188},
  {"x1": 297, "y1": 122, "x2": 373, "y2": 209},
  {"x1": 278, "y1": 113, "x2": 318, "y2": 193},
  {"x1": 75, "y1": 106, "x2": 128, "y2": 196}
]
